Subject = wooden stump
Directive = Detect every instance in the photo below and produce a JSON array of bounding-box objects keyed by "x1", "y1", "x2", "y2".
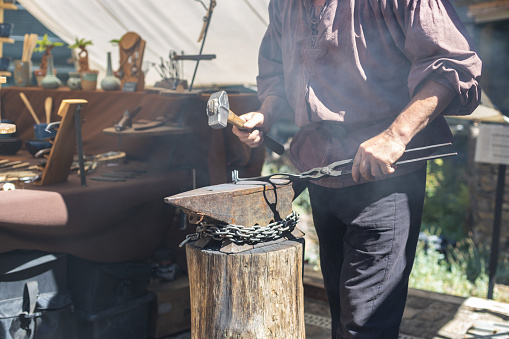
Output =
[{"x1": 186, "y1": 239, "x2": 305, "y2": 339}]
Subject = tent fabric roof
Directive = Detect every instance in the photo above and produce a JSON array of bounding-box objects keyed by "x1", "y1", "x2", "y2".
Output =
[{"x1": 18, "y1": 0, "x2": 271, "y2": 87}]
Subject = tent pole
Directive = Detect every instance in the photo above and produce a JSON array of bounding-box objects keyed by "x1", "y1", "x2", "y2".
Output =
[
  {"x1": 488, "y1": 163, "x2": 506, "y2": 299},
  {"x1": 189, "y1": 0, "x2": 216, "y2": 91}
]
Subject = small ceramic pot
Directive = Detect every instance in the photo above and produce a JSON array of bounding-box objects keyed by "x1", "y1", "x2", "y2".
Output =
[
  {"x1": 81, "y1": 71, "x2": 98, "y2": 90},
  {"x1": 0, "y1": 57, "x2": 11, "y2": 71},
  {"x1": 34, "y1": 123, "x2": 57, "y2": 140},
  {"x1": 0, "y1": 119, "x2": 20, "y2": 155},
  {"x1": 0, "y1": 23, "x2": 14, "y2": 38},
  {"x1": 0, "y1": 119, "x2": 16, "y2": 139},
  {"x1": 13, "y1": 60, "x2": 32, "y2": 87},
  {"x1": 67, "y1": 71, "x2": 82, "y2": 90}
]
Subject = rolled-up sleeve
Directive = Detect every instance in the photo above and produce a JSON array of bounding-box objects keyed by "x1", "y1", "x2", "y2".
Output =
[
  {"x1": 256, "y1": 1, "x2": 289, "y2": 118},
  {"x1": 400, "y1": 0, "x2": 482, "y2": 116}
]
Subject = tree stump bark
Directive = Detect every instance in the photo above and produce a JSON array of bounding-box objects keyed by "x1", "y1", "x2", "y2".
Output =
[{"x1": 186, "y1": 239, "x2": 305, "y2": 339}]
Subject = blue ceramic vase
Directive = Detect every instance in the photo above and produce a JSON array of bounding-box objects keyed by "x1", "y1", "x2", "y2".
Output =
[
  {"x1": 100, "y1": 52, "x2": 121, "y2": 91},
  {"x1": 41, "y1": 55, "x2": 61, "y2": 89}
]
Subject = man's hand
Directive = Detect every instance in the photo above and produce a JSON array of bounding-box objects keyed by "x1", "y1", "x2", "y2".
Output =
[
  {"x1": 231, "y1": 112, "x2": 266, "y2": 148},
  {"x1": 351, "y1": 80, "x2": 456, "y2": 182},
  {"x1": 352, "y1": 130, "x2": 406, "y2": 182}
]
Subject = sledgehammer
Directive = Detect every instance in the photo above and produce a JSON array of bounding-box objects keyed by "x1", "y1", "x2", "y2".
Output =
[{"x1": 206, "y1": 91, "x2": 285, "y2": 155}]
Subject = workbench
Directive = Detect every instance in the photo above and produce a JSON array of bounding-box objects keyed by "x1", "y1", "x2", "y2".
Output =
[{"x1": 0, "y1": 86, "x2": 264, "y2": 264}]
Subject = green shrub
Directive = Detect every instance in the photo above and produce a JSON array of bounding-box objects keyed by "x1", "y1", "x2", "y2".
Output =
[
  {"x1": 409, "y1": 234, "x2": 509, "y2": 301},
  {"x1": 423, "y1": 159, "x2": 470, "y2": 241}
]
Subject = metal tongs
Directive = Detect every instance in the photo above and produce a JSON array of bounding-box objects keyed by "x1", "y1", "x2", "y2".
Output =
[{"x1": 232, "y1": 142, "x2": 457, "y2": 184}]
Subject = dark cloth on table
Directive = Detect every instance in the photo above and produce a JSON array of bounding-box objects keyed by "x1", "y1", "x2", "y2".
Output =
[
  {"x1": 0, "y1": 88, "x2": 264, "y2": 263},
  {"x1": 257, "y1": 0, "x2": 482, "y2": 188},
  {"x1": 0, "y1": 162, "x2": 191, "y2": 263}
]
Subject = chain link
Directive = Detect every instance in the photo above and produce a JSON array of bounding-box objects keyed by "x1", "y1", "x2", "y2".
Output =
[{"x1": 179, "y1": 211, "x2": 300, "y2": 247}]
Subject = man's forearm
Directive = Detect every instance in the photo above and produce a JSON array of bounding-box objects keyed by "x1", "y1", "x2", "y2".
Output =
[
  {"x1": 386, "y1": 80, "x2": 456, "y2": 147},
  {"x1": 352, "y1": 80, "x2": 457, "y2": 181}
]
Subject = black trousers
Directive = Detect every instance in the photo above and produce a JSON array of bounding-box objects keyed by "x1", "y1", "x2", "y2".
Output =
[{"x1": 308, "y1": 166, "x2": 427, "y2": 339}]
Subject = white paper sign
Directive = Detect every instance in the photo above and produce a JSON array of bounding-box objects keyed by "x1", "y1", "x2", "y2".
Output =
[{"x1": 475, "y1": 124, "x2": 509, "y2": 165}]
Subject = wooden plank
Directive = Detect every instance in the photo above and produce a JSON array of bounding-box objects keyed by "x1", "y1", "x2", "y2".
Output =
[
  {"x1": 0, "y1": 3, "x2": 17, "y2": 10},
  {"x1": 0, "y1": 37, "x2": 14, "y2": 44},
  {"x1": 468, "y1": 1, "x2": 509, "y2": 22},
  {"x1": 36, "y1": 99, "x2": 87, "y2": 186}
]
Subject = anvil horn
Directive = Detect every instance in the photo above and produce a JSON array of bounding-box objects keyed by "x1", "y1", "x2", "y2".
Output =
[{"x1": 164, "y1": 180, "x2": 295, "y2": 227}]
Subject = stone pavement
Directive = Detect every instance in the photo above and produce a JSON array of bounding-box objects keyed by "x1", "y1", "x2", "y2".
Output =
[
  {"x1": 167, "y1": 265, "x2": 509, "y2": 338},
  {"x1": 303, "y1": 264, "x2": 509, "y2": 339}
]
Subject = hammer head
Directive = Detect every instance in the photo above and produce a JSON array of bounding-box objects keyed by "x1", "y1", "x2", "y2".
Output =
[{"x1": 207, "y1": 90, "x2": 230, "y2": 129}]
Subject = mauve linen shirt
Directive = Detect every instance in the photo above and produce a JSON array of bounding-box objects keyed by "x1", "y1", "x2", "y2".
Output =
[{"x1": 257, "y1": 0, "x2": 482, "y2": 188}]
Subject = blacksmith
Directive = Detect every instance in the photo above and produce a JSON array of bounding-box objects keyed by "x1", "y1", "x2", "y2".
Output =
[{"x1": 233, "y1": 0, "x2": 482, "y2": 337}]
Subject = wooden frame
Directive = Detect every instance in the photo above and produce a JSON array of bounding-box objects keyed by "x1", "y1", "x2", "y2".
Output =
[{"x1": 36, "y1": 99, "x2": 87, "y2": 186}]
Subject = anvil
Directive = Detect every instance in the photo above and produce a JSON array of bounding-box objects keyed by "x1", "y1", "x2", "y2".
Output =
[{"x1": 164, "y1": 179, "x2": 295, "y2": 227}]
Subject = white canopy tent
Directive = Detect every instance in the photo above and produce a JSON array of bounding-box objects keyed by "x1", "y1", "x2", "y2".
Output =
[{"x1": 17, "y1": 0, "x2": 271, "y2": 88}]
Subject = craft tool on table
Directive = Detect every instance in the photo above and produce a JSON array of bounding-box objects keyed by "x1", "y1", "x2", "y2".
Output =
[
  {"x1": 45, "y1": 97, "x2": 52, "y2": 124},
  {"x1": 21, "y1": 33, "x2": 37, "y2": 63},
  {"x1": 19, "y1": 92, "x2": 41, "y2": 124}
]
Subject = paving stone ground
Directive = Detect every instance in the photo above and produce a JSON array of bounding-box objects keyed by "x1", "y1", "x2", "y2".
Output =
[
  {"x1": 303, "y1": 264, "x2": 509, "y2": 339},
  {"x1": 167, "y1": 265, "x2": 509, "y2": 338}
]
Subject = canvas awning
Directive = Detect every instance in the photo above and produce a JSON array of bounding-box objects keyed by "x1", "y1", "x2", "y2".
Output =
[{"x1": 17, "y1": 0, "x2": 271, "y2": 87}]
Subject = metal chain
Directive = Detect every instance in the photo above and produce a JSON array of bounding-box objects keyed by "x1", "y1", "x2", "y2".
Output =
[{"x1": 179, "y1": 211, "x2": 300, "y2": 247}]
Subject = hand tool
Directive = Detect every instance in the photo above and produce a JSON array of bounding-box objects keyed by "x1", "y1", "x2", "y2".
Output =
[
  {"x1": 114, "y1": 106, "x2": 142, "y2": 131},
  {"x1": 0, "y1": 160, "x2": 22, "y2": 169},
  {"x1": 45, "y1": 121, "x2": 61, "y2": 132},
  {"x1": 0, "y1": 163, "x2": 32, "y2": 173},
  {"x1": 207, "y1": 90, "x2": 285, "y2": 155},
  {"x1": 90, "y1": 176, "x2": 126, "y2": 182},
  {"x1": 21, "y1": 34, "x2": 37, "y2": 63},
  {"x1": 231, "y1": 143, "x2": 457, "y2": 184},
  {"x1": 22, "y1": 34, "x2": 29, "y2": 62},
  {"x1": 19, "y1": 92, "x2": 41, "y2": 124},
  {"x1": 133, "y1": 116, "x2": 167, "y2": 131},
  {"x1": 172, "y1": 54, "x2": 216, "y2": 61},
  {"x1": 45, "y1": 97, "x2": 52, "y2": 124}
]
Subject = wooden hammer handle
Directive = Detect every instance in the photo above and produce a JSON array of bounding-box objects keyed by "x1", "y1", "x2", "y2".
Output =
[
  {"x1": 227, "y1": 109, "x2": 285, "y2": 155},
  {"x1": 227, "y1": 110, "x2": 246, "y2": 129}
]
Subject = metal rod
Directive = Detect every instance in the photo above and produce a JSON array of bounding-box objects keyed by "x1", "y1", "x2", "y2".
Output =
[
  {"x1": 74, "y1": 104, "x2": 87, "y2": 187},
  {"x1": 327, "y1": 142, "x2": 454, "y2": 168},
  {"x1": 337, "y1": 152, "x2": 457, "y2": 177},
  {"x1": 402, "y1": 142, "x2": 452, "y2": 153},
  {"x1": 488, "y1": 164, "x2": 506, "y2": 299},
  {"x1": 394, "y1": 152, "x2": 457, "y2": 166},
  {"x1": 189, "y1": 0, "x2": 215, "y2": 91}
]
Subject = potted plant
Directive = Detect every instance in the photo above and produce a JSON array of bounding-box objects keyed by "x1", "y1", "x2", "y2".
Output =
[
  {"x1": 68, "y1": 37, "x2": 98, "y2": 90},
  {"x1": 68, "y1": 37, "x2": 93, "y2": 72},
  {"x1": 33, "y1": 34, "x2": 64, "y2": 86}
]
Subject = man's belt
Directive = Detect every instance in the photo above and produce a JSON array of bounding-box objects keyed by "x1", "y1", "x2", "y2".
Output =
[{"x1": 318, "y1": 117, "x2": 395, "y2": 139}]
